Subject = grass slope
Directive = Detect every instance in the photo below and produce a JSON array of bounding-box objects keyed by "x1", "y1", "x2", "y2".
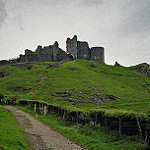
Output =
[
  {"x1": 0, "y1": 60, "x2": 150, "y2": 113},
  {"x1": 0, "y1": 106, "x2": 29, "y2": 150}
]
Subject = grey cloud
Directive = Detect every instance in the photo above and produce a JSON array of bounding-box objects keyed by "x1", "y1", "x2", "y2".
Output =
[
  {"x1": 0, "y1": 1, "x2": 7, "y2": 27},
  {"x1": 119, "y1": 1, "x2": 150, "y2": 37},
  {"x1": 80, "y1": 0, "x2": 104, "y2": 7},
  {"x1": 0, "y1": 0, "x2": 149, "y2": 66},
  {"x1": 14, "y1": 15, "x2": 23, "y2": 30}
]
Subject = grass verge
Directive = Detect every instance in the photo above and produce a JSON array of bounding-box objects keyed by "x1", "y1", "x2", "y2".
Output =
[{"x1": 0, "y1": 105, "x2": 29, "y2": 150}]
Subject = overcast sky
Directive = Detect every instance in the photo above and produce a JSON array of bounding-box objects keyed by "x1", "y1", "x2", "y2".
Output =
[{"x1": 0, "y1": 0, "x2": 150, "y2": 66}]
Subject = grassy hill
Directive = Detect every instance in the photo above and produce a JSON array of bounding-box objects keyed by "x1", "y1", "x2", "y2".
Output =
[
  {"x1": 0, "y1": 60, "x2": 150, "y2": 149},
  {"x1": 0, "y1": 60, "x2": 150, "y2": 114}
]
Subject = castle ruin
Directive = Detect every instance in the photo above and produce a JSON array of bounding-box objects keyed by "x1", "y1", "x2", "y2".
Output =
[
  {"x1": 19, "y1": 41, "x2": 68, "y2": 63},
  {"x1": 66, "y1": 35, "x2": 104, "y2": 62},
  {"x1": 0, "y1": 35, "x2": 105, "y2": 65}
]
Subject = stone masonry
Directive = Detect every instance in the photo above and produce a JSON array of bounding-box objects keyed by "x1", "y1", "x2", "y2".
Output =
[
  {"x1": 66, "y1": 35, "x2": 104, "y2": 63},
  {"x1": 19, "y1": 41, "x2": 67, "y2": 63},
  {"x1": 0, "y1": 35, "x2": 105, "y2": 65}
]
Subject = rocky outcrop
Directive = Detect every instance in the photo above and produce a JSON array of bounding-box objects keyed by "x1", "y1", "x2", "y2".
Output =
[
  {"x1": 92, "y1": 94, "x2": 116, "y2": 106},
  {"x1": 0, "y1": 69, "x2": 11, "y2": 78},
  {"x1": 132, "y1": 63, "x2": 150, "y2": 77}
]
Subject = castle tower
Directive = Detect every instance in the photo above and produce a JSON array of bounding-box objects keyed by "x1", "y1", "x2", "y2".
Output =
[
  {"x1": 91, "y1": 47, "x2": 104, "y2": 63},
  {"x1": 66, "y1": 35, "x2": 77, "y2": 59},
  {"x1": 53, "y1": 41, "x2": 59, "y2": 61},
  {"x1": 66, "y1": 35, "x2": 105, "y2": 63},
  {"x1": 77, "y1": 41, "x2": 91, "y2": 60}
]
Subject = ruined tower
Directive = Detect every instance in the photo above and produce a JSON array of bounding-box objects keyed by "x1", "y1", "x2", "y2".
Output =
[
  {"x1": 66, "y1": 35, "x2": 78, "y2": 59},
  {"x1": 66, "y1": 35, "x2": 104, "y2": 63},
  {"x1": 77, "y1": 41, "x2": 91, "y2": 60},
  {"x1": 91, "y1": 47, "x2": 104, "y2": 62}
]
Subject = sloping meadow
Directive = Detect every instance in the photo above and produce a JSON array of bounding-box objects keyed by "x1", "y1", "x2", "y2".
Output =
[{"x1": 0, "y1": 60, "x2": 149, "y2": 113}]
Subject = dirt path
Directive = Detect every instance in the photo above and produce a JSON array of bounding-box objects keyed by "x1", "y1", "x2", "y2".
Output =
[{"x1": 5, "y1": 106, "x2": 84, "y2": 150}]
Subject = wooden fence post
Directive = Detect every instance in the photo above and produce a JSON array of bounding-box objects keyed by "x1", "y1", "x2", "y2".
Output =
[
  {"x1": 44, "y1": 105, "x2": 47, "y2": 116},
  {"x1": 145, "y1": 126, "x2": 148, "y2": 142},
  {"x1": 119, "y1": 117, "x2": 121, "y2": 137},
  {"x1": 63, "y1": 110, "x2": 66, "y2": 119},
  {"x1": 58, "y1": 107, "x2": 59, "y2": 115},
  {"x1": 94, "y1": 113, "x2": 97, "y2": 126},
  {"x1": 105, "y1": 116, "x2": 107, "y2": 127},
  {"x1": 77, "y1": 112, "x2": 79, "y2": 125},
  {"x1": 84, "y1": 115, "x2": 87, "y2": 125},
  {"x1": 136, "y1": 115, "x2": 142, "y2": 138},
  {"x1": 34, "y1": 103, "x2": 37, "y2": 113}
]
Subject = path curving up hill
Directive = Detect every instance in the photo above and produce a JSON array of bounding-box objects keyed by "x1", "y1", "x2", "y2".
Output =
[{"x1": 6, "y1": 106, "x2": 83, "y2": 150}]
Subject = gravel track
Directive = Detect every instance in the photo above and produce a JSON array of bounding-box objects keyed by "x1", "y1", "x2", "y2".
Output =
[{"x1": 6, "y1": 106, "x2": 84, "y2": 150}]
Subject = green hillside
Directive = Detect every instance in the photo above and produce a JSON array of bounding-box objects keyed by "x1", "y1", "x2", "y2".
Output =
[{"x1": 0, "y1": 60, "x2": 150, "y2": 114}]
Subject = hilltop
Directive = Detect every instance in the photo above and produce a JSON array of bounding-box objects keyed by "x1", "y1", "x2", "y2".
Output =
[
  {"x1": 0, "y1": 60, "x2": 150, "y2": 113},
  {"x1": 132, "y1": 63, "x2": 150, "y2": 78}
]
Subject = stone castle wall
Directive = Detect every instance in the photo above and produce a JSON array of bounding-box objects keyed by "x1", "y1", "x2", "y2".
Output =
[
  {"x1": 91, "y1": 47, "x2": 104, "y2": 62},
  {"x1": 0, "y1": 35, "x2": 105, "y2": 65},
  {"x1": 66, "y1": 35, "x2": 78, "y2": 59},
  {"x1": 77, "y1": 41, "x2": 91, "y2": 60},
  {"x1": 66, "y1": 35, "x2": 104, "y2": 63},
  {"x1": 22, "y1": 42, "x2": 59, "y2": 62}
]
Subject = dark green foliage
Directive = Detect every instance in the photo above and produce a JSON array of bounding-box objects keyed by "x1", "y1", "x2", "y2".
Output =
[{"x1": 0, "y1": 93, "x2": 4, "y2": 100}]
